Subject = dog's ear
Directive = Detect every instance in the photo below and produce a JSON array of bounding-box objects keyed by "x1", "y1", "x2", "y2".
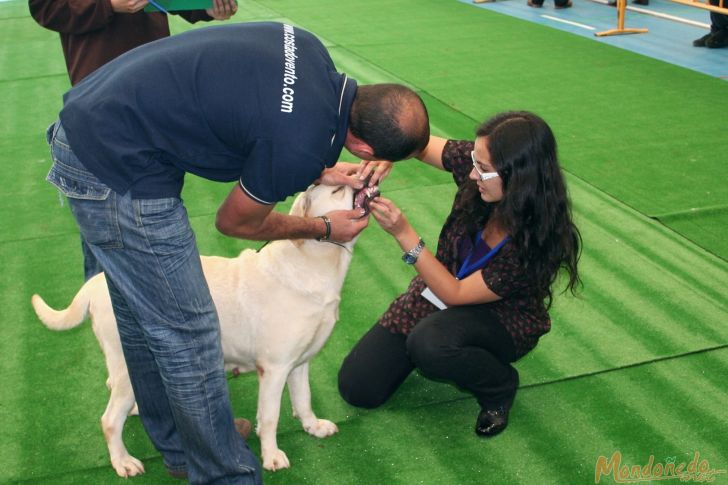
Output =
[
  {"x1": 290, "y1": 186, "x2": 312, "y2": 247},
  {"x1": 320, "y1": 185, "x2": 349, "y2": 212},
  {"x1": 289, "y1": 187, "x2": 312, "y2": 217}
]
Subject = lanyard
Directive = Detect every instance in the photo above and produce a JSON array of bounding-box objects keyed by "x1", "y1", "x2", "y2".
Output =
[{"x1": 456, "y1": 232, "x2": 510, "y2": 280}]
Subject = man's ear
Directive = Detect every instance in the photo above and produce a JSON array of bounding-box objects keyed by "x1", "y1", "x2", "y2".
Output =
[{"x1": 344, "y1": 130, "x2": 375, "y2": 159}]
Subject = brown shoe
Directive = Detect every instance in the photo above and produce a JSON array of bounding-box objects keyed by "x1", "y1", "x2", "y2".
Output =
[
  {"x1": 166, "y1": 468, "x2": 188, "y2": 480},
  {"x1": 235, "y1": 417, "x2": 253, "y2": 440}
]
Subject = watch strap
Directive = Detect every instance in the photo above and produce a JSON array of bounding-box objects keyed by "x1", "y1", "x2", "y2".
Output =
[{"x1": 402, "y1": 237, "x2": 425, "y2": 264}]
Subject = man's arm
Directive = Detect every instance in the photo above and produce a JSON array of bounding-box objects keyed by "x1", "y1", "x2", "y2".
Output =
[{"x1": 216, "y1": 184, "x2": 368, "y2": 242}]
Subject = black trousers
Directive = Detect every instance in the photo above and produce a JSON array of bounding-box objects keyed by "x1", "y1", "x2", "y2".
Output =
[
  {"x1": 710, "y1": 0, "x2": 728, "y2": 32},
  {"x1": 529, "y1": 0, "x2": 571, "y2": 6},
  {"x1": 338, "y1": 305, "x2": 519, "y2": 410}
]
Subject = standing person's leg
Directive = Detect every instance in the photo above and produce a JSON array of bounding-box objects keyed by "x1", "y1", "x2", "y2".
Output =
[
  {"x1": 710, "y1": 0, "x2": 728, "y2": 30},
  {"x1": 97, "y1": 205, "x2": 259, "y2": 483},
  {"x1": 707, "y1": 2, "x2": 728, "y2": 47},
  {"x1": 338, "y1": 323, "x2": 415, "y2": 408},
  {"x1": 405, "y1": 305, "x2": 519, "y2": 436},
  {"x1": 103, "y1": 276, "x2": 188, "y2": 475},
  {"x1": 47, "y1": 122, "x2": 261, "y2": 484},
  {"x1": 697, "y1": 0, "x2": 728, "y2": 47}
]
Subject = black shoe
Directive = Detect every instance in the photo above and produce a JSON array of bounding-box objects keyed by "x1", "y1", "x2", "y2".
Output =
[
  {"x1": 555, "y1": 0, "x2": 572, "y2": 8},
  {"x1": 607, "y1": 0, "x2": 616, "y2": 6},
  {"x1": 693, "y1": 33, "x2": 712, "y2": 47},
  {"x1": 706, "y1": 30, "x2": 728, "y2": 48},
  {"x1": 632, "y1": 0, "x2": 648, "y2": 5},
  {"x1": 475, "y1": 406, "x2": 509, "y2": 437}
]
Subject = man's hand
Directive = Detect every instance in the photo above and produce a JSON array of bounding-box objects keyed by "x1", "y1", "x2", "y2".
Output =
[
  {"x1": 324, "y1": 208, "x2": 369, "y2": 242},
  {"x1": 111, "y1": 0, "x2": 148, "y2": 13},
  {"x1": 206, "y1": 0, "x2": 237, "y2": 19},
  {"x1": 356, "y1": 160, "x2": 393, "y2": 186},
  {"x1": 317, "y1": 162, "x2": 365, "y2": 189},
  {"x1": 217, "y1": 184, "x2": 367, "y2": 242}
]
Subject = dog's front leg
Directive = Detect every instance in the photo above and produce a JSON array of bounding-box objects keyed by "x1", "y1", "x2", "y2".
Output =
[
  {"x1": 287, "y1": 363, "x2": 338, "y2": 438},
  {"x1": 256, "y1": 365, "x2": 291, "y2": 471},
  {"x1": 102, "y1": 373, "x2": 145, "y2": 477}
]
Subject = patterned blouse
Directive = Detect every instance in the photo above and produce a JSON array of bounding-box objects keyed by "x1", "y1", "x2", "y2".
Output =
[{"x1": 378, "y1": 140, "x2": 550, "y2": 358}]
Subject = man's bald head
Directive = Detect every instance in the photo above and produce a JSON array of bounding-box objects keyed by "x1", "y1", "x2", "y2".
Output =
[{"x1": 348, "y1": 84, "x2": 430, "y2": 161}]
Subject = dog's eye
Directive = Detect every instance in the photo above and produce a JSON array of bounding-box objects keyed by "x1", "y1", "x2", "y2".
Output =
[{"x1": 331, "y1": 186, "x2": 345, "y2": 195}]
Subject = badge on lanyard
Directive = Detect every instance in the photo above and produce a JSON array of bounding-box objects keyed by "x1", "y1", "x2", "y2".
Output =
[{"x1": 421, "y1": 232, "x2": 509, "y2": 310}]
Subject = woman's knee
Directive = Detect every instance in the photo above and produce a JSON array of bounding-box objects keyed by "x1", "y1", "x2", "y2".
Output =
[
  {"x1": 338, "y1": 324, "x2": 413, "y2": 409},
  {"x1": 406, "y1": 318, "x2": 455, "y2": 376},
  {"x1": 337, "y1": 361, "x2": 389, "y2": 409}
]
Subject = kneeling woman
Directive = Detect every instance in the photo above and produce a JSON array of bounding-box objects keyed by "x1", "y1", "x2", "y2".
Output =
[{"x1": 338, "y1": 111, "x2": 581, "y2": 436}]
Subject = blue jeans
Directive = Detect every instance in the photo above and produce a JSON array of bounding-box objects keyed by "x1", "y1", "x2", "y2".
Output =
[{"x1": 46, "y1": 122, "x2": 261, "y2": 484}]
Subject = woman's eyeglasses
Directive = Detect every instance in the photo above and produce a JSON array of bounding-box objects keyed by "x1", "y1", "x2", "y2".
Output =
[{"x1": 471, "y1": 151, "x2": 500, "y2": 181}]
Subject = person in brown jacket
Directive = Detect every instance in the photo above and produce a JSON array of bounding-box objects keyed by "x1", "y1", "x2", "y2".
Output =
[{"x1": 29, "y1": 0, "x2": 238, "y2": 85}]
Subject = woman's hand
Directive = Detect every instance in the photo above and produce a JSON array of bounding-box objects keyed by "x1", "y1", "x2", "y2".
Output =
[
  {"x1": 369, "y1": 197, "x2": 409, "y2": 238},
  {"x1": 206, "y1": 0, "x2": 237, "y2": 19},
  {"x1": 356, "y1": 160, "x2": 393, "y2": 186}
]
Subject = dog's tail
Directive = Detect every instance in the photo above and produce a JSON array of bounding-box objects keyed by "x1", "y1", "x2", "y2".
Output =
[{"x1": 31, "y1": 282, "x2": 92, "y2": 331}]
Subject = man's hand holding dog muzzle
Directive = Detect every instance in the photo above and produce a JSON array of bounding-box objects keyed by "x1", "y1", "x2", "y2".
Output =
[
  {"x1": 355, "y1": 160, "x2": 392, "y2": 187},
  {"x1": 320, "y1": 209, "x2": 369, "y2": 242},
  {"x1": 317, "y1": 163, "x2": 365, "y2": 189}
]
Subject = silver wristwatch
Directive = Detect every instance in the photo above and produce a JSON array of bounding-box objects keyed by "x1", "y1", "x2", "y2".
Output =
[{"x1": 402, "y1": 238, "x2": 425, "y2": 264}]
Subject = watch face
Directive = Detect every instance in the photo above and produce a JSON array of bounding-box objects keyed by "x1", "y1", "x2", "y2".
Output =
[{"x1": 402, "y1": 253, "x2": 417, "y2": 264}]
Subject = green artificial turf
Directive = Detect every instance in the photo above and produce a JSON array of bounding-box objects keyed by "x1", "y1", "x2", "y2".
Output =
[{"x1": 2, "y1": 0, "x2": 727, "y2": 483}]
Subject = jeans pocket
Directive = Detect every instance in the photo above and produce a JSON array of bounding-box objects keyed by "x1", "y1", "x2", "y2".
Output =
[
  {"x1": 67, "y1": 194, "x2": 123, "y2": 249},
  {"x1": 137, "y1": 197, "x2": 195, "y2": 256},
  {"x1": 45, "y1": 121, "x2": 57, "y2": 146},
  {"x1": 47, "y1": 135, "x2": 122, "y2": 249},
  {"x1": 47, "y1": 148, "x2": 111, "y2": 202}
]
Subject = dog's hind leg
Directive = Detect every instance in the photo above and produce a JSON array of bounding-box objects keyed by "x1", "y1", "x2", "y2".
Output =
[
  {"x1": 287, "y1": 363, "x2": 338, "y2": 438},
  {"x1": 102, "y1": 371, "x2": 144, "y2": 477},
  {"x1": 256, "y1": 365, "x2": 291, "y2": 471}
]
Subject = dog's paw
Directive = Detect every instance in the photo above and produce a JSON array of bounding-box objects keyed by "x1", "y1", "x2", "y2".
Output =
[
  {"x1": 304, "y1": 419, "x2": 338, "y2": 438},
  {"x1": 262, "y1": 449, "x2": 290, "y2": 471},
  {"x1": 111, "y1": 455, "x2": 145, "y2": 477}
]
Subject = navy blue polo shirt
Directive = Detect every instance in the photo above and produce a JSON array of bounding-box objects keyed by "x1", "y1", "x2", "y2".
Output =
[{"x1": 59, "y1": 22, "x2": 357, "y2": 204}]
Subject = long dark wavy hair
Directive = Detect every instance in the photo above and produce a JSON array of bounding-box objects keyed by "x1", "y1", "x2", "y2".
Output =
[{"x1": 457, "y1": 111, "x2": 581, "y2": 307}]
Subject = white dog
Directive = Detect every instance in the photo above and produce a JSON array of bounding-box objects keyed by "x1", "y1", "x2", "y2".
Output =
[{"x1": 32, "y1": 184, "x2": 364, "y2": 476}]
